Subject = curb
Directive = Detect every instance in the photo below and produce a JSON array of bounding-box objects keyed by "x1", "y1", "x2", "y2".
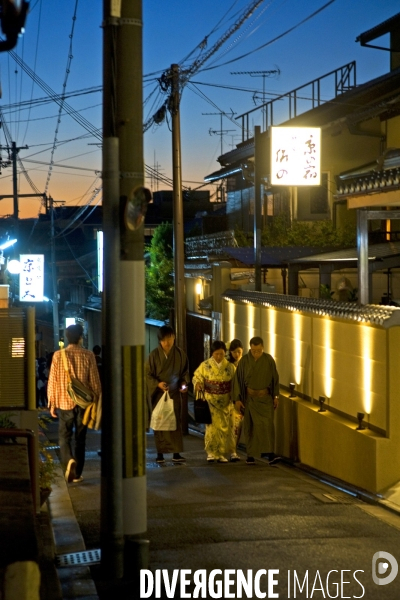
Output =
[{"x1": 48, "y1": 461, "x2": 99, "y2": 600}]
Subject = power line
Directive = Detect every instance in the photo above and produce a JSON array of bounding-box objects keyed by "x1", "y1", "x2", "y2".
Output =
[
  {"x1": 44, "y1": 0, "x2": 80, "y2": 195},
  {"x1": 200, "y1": 0, "x2": 337, "y2": 72}
]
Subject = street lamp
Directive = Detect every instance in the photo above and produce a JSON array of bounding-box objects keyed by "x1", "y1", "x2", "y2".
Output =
[{"x1": 6, "y1": 259, "x2": 21, "y2": 274}]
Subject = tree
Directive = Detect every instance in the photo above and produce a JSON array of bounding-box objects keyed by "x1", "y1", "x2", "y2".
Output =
[
  {"x1": 145, "y1": 222, "x2": 175, "y2": 320},
  {"x1": 260, "y1": 215, "x2": 356, "y2": 248},
  {"x1": 233, "y1": 215, "x2": 356, "y2": 248}
]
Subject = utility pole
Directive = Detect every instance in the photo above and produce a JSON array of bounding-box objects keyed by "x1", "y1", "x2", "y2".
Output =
[
  {"x1": 0, "y1": 141, "x2": 28, "y2": 220},
  {"x1": 101, "y1": 0, "x2": 123, "y2": 581},
  {"x1": 102, "y1": 0, "x2": 150, "y2": 581},
  {"x1": 170, "y1": 64, "x2": 189, "y2": 435},
  {"x1": 170, "y1": 64, "x2": 187, "y2": 354},
  {"x1": 49, "y1": 196, "x2": 60, "y2": 350},
  {"x1": 116, "y1": 0, "x2": 149, "y2": 576}
]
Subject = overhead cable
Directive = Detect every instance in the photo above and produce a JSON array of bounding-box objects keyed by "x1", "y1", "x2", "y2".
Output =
[
  {"x1": 199, "y1": 0, "x2": 337, "y2": 72},
  {"x1": 44, "y1": 0, "x2": 79, "y2": 195}
]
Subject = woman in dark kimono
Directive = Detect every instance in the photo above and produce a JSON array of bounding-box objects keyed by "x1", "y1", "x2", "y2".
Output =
[{"x1": 145, "y1": 325, "x2": 190, "y2": 464}]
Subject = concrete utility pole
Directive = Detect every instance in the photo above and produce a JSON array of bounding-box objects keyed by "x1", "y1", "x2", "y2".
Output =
[
  {"x1": 170, "y1": 64, "x2": 187, "y2": 353},
  {"x1": 49, "y1": 196, "x2": 60, "y2": 350},
  {"x1": 116, "y1": 0, "x2": 149, "y2": 574},
  {"x1": 101, "y1": 0, "x2": 123, "y2": 579}
]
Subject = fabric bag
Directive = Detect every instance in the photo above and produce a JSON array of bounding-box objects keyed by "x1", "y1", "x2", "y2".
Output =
[
  {"x1": 194, "y1": 389, "x2": 212, "y2": 424},
  {"x1": 61, "y1": 349, "x2": 94, "y2": 410},
  {"x1": 150, "y1": 391, "x2": 177, "y2": 431}
]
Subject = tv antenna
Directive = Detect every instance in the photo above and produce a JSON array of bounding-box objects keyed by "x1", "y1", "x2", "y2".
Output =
[
  {"x1": 231, "y1": 69, "x2": 280, "y2": 129},
  {"x1": 202, "y1": 109, "x2": 236, "y2": 156}
]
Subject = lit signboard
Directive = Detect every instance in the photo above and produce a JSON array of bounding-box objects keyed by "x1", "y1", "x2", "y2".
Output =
[
  {"x1": 97, "y1": 230, "x2": 103, "y2": 293},
  {"x1": 19, "y1": 254, "x2": 44, "y2": 302},
  {"x1": 270, "y1": 127, "x2": 321, "y2": 185}
]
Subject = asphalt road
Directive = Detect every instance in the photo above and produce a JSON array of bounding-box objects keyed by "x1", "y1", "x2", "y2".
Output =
[{"x1": 45, "y1": 414, "x2": 400, "y2": 599}]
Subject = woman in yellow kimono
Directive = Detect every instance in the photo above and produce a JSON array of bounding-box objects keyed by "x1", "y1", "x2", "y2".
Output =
[{"x1": 193, "y1": 340, "x2": 235, "y2": 463}]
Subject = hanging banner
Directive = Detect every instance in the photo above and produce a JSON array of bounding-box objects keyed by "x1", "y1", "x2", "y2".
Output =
[
  {"x1": 271, "y1": 127, "x2": 321, "y2": 185},
  {"x1": 19, "y1": 254, "x2": 44, "y2": 302}
]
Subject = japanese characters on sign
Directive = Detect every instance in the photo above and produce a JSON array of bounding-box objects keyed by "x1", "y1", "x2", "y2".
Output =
[
  {"x1": 270, "y1": 127, "x2": 321, "y2": 186},
  {"x1": 19, "y1": 254, "x2": 44, "y2": 302}
]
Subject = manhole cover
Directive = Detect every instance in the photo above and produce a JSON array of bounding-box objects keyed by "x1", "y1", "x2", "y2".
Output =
[
  {"x1": 55, "y1": 548, "x2": 101, "y2": 567},
  {"x1": 312, "y1": 492, "x2": 359, "y2": 504}
]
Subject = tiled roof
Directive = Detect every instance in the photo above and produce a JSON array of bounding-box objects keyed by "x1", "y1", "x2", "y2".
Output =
[{"x1": 222, "y1": 289, "x2": 400, "y2": 328}]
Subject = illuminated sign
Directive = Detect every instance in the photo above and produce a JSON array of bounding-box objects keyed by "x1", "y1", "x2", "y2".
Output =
[
  {"x1": 97, "y1": 231, "x2": 103, "y2": 293},
  {"x1": 271, "y1": 127, "x2": 321, "y2": 185},
  {"x1": 19, "y1": 254, "x2": 44, "y2": 302}
]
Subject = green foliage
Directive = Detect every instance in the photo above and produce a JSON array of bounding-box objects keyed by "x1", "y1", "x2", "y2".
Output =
[
  {"x1": 234, "y1": 215, "x2": 356, "y2": 248},
  {"x1": 320, "y1": 284, "x2": 335, "y2": 299},
  {"x1": 347, "y1": 288, "x2": 358, "y2": 302},
  {"x1": 145, "y1": 222, "x2": 175, "y2": 320},
  {"x1": 0, "y1": 412, "x2": 17, "y2": 429},
  {"x1": 234, "y1": 225, "x2": 252, "y2": 247}
]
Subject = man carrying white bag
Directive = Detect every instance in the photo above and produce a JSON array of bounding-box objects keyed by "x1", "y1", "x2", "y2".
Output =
[
  {"x1": 145, "y1": 325, "x2": 190, "y2": 464},
  {"x1": 150, "y1": 391, "x2": 176, "y2": 431}
]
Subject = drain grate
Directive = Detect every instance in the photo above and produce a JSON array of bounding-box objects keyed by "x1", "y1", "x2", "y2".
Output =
[
  {"x1": 55, "y1": 548, "x2": 101, "y2": 567},
  {"x1": 312, "y1": 492, "x2": 359, "y2": 504}
]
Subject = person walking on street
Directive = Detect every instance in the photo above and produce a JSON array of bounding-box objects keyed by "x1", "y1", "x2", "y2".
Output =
[
  {"x1": 232, "y1": 336, "x2": 279, "y2": 465},
  {"x1": 193, "y1": 340, "x2": 236, "y2": 463},
  {"x1": 146, "y1": 325, "x2": 190, "y2": 464},
  {"x1": 47, "y1": 324, "x2": 101, "y2": 483},
  {"x1": 227, "y1": 338, "x2": 244, "y2": 462}
]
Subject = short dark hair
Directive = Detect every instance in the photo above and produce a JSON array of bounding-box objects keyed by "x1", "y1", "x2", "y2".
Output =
[
  {"x1": 250, "y1": 336, "x2": 264, "y2": 347},
  {"x1": 157, "y1": 325, "x2": 175, "y2": 342},
  {"x1": 93, "y1": 345, "x2": 101, "y2": 356},
  {"x1": 66, "y1": 324, "x2": 83, "y2": 345},
  {"x1": 210, "y1": 340, "x2": 226, "y2": 355}
]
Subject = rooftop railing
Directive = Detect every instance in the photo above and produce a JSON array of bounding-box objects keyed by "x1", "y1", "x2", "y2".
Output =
[{"x1": 237, "y1": 61, "x2": 356, "y2": 142}]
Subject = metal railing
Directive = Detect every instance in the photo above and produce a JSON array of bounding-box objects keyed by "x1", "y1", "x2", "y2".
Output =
[{"x1": 237, "y1": 61, "x2": 356, "y2": 142}]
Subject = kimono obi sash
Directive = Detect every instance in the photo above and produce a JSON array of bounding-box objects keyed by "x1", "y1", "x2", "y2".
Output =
[{"x1": 204, "y1": 380, "x2": 231, "y2": 395}]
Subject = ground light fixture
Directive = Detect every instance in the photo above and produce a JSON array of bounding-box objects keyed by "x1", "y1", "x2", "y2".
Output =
[
  {"x1": 289, "y1": 382, "x2": 296, "y2": 397},
  {"x1": 318, "y1": 395, "x2": 326, "y2": 412},
  {"x1": 356, "y1": 412, "x2": 365, "y2": 431}
]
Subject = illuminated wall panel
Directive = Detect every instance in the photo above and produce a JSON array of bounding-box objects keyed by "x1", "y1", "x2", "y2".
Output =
[
  {"x1": 260, "y1": 306, "x2": 312, "y2": 397},
  {"x1": 312, "y1": 318, "x2": 386, "y2": 431},
  {"x1": 222, "y1": 299, "x2": 261, "y2": 349}
]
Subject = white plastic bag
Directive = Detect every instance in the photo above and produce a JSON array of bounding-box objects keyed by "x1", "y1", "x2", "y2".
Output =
[{"x1": 150, "y1": 391, "x2": 177, "y2": 431}]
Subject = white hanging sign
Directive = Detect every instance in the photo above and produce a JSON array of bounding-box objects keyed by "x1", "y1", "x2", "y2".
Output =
[
  {"x1": 271, "y1": 127, "x2": 321, "y2": 185},
  {"x1": 19, "y1": 254, "x2": 44, "y2": 302}
]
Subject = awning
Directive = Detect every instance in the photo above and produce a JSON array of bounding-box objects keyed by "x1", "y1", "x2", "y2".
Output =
[{"x1": 221, "y1": 246, "x2": 327, "y2": 267}]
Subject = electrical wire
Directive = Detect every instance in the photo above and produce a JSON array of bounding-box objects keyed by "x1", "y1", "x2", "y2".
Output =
[
  {"x1": 44, "y1": 0, "x2": 79, "y2": 195},
  {"x1": 21, "y1": 0, "x2": 42, "y2": 145},
  {"x1": 199, "y1": 0, "x2": 337, "y2": 72},
  {"x1": 64, "y1": 233, "x2": 99, "y2": 290}
]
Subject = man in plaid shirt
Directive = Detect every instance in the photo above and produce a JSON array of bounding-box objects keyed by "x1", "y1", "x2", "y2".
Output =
[{"x1": 48, "y1": 324, "x2": 101, "y2": 483}]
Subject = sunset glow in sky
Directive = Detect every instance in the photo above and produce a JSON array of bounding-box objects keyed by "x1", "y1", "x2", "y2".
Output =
[{"x1": 0, "y1": 0, "x2": 396, "y2": 219}]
